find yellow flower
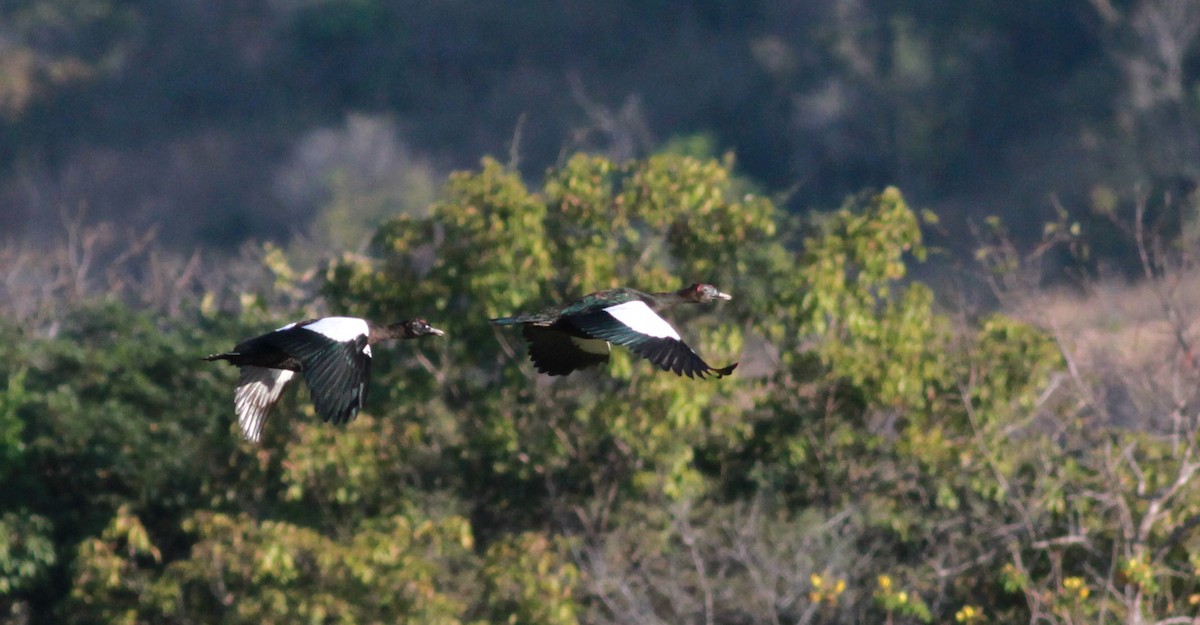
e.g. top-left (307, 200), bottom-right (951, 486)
top-left (810, 573), bottom-right (823, 588)
top-left (878, 575), bottom-right (893, 591)
top-left (1189, 593), bottom-right (1200, 606)
top-left (897, 591), bottom-right (908, 604)
top-left (834, 579), bottom-right (846, 594)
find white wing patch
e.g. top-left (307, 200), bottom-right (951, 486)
top-left (301, 317), bottom-right (369, 343)
top-left (571, 336), bottom-right (611, 355)
top-left (602, 301), bottom-right (681, 339)
top-left (234, 367), bottom-right (295, 443)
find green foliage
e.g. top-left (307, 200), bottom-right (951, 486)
top-left (3, 152), bottom-right (1124, 624)
top-left (0, 365), bottom-right (28, 481)
top-left (0, 511), bottom-right (55, 595)
top-left (70, 508), bottom-right (477, 625)
top-left (68, 505), bottom-right (161, 625)
top-left (873, 574), bottom-right (932, 623)
top-left (325, 154), bottom-right (775, 511)
top-left (318, 154), bottom-right (1077, 624)
top-left (10, 303), bottom-right (236, 520)
top-left (3, 2), bottom-right (1200, 620)
top-left (481, 533), bottom-right (579, 625)
top-left (0, 300), bottom-right (279, 620)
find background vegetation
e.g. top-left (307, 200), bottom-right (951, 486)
top-left (4, 1), bottom-right (1200, 624)
top-left (2, 0), bottom-right (1199, 251)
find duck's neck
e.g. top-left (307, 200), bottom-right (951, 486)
top-left (641, 287), bottom-right (692, 310)
top-left (652, 286), bottom-right (700, 305)
top-left (367, 322), bottom-right (403, 344)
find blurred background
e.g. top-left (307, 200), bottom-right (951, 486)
top-left (3, 0), bottom-right (1196, 258)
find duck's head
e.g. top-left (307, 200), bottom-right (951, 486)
top-left (389, 318), bottom-right (446, 339)
top-left (679, 283), bottom-right (732, 303)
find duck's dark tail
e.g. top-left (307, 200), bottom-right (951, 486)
top-left (711, 362), bottom-right (738, 378)
top-left (202, 352), bottom-right (234, 362)
top-left (489, 317), bottom-right (522, 326)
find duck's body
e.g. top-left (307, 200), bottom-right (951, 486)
top-left (205, 317), bottom-right (443, 442)
top-left (492, 283), bottom-right (737, 378)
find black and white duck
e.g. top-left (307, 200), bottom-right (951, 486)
top-left (491, 283), bottom-right (737, 379)
top-left (205, 317), bottom-right (444, 442)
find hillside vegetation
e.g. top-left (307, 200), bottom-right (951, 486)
top-left (3, 153), bottom-right (1200, 624)
top-left (5, 2), bottom-right (1200, 622)
top-left (2, 0), bottom-right (1199, 254)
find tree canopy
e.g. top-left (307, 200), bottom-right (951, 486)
top-left (3, 152), bottom-right (1199, 623)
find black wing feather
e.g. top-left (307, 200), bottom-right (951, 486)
top-left (521, 325), bottom-right (609, 376)
top-left (568, 311), bottom-right (736, 379)
top-left (272, 330), bottom-right (371, 424)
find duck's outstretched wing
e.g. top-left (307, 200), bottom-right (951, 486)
top-left (568, 301), bottom-right (737, 379)
top-left (271, 330), bottom-right (372, 425)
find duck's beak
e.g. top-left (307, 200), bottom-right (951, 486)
top-left (428, 326), bottom-right (446, 336)
top-left (716, 291), bottom-right (732, 300)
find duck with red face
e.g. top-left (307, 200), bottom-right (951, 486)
top-left (491, 283), bottom-right (737, 378)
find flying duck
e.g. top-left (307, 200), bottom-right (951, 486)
top-left (204, 317), bottom-right (444, 442)
top-left (491, 283), bottom-right (737, 378)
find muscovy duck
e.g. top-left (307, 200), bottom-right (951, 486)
top-left (491, 283), bottom-right (737, 378)
top-left (205, 317), bottom-right (444, 442)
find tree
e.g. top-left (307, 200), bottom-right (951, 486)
top-left (10, 152), bottom-right (1148, 624)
